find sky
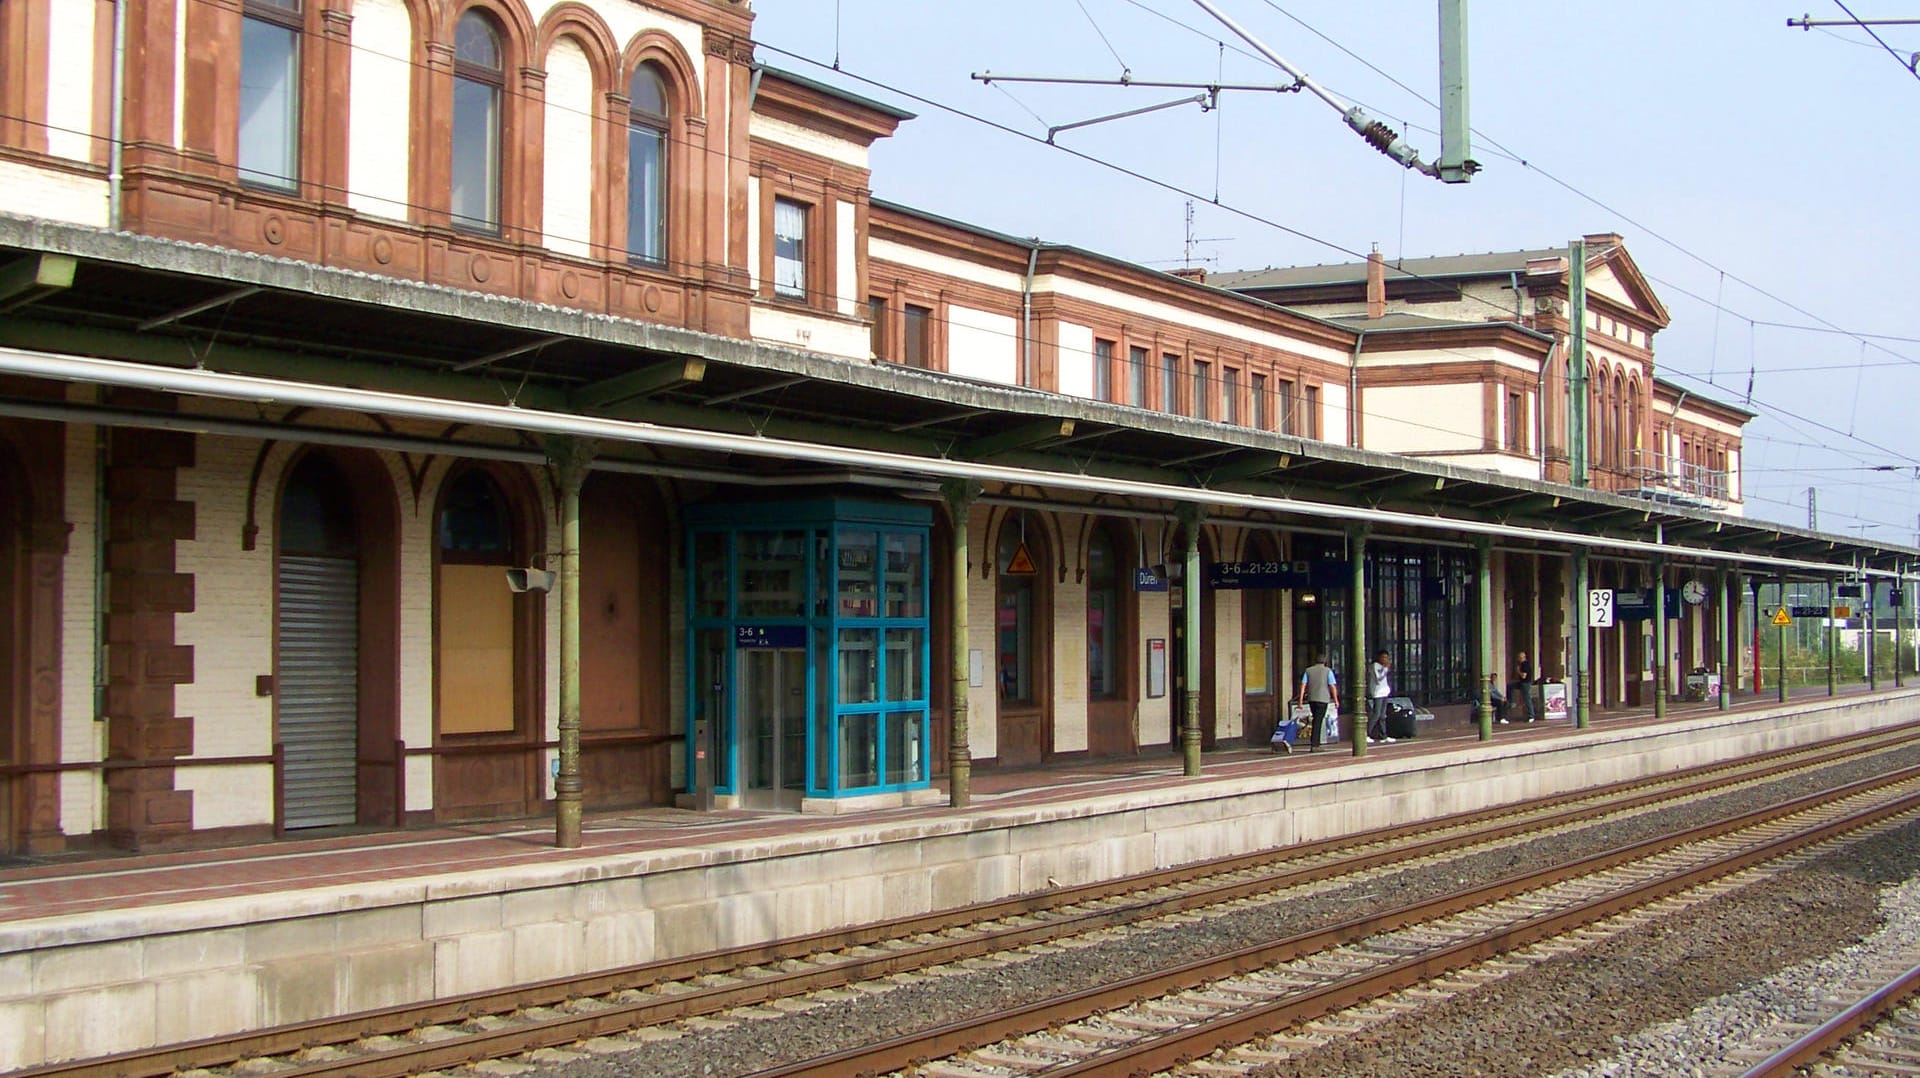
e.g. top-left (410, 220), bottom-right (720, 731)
top-left (748, 1), bottom-right (1920, 545)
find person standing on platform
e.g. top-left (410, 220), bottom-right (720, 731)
top-left (1509, 650), bottom-right (1536, 723)
top-left (1367, 649), bottom-right (1394, 743)
top-left (1297, 652), bottom-right (1338, 752)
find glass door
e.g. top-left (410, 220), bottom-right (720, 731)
top-left (740, 647), bottom-right (808, 810)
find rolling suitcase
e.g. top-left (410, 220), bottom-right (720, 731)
top-left (1386, 702), bottom-right (1418, 740)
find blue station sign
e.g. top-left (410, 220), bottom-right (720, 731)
top-left (1207, 559), bottom-right (1351, 591)
top-left (735, 625), bottom-right (807, 649)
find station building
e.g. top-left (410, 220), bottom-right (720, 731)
top-left (0, 0), bottom-right (1903, 853)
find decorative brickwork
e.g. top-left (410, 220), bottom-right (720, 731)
top-left (103, 403), bottom-right (196, 849)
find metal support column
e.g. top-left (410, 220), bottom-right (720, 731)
top-left (1349, 526), bottom-right (1369, 756)
top-left (1728, 568), bottom-right (1743, 710)
top-left (1652, 558), bottom-right (1668, 720)
top-left (1896, 564), bottom-right (1906, 689)
top-left (1475, 536), bottom-right (1494, 740)
top-left (1826, 577), bottom-right (1837, 697)
top-left (1868, 578), bottom-right (1878, 691)
top-left (942, 480), bottom-right (978, 807)
top-left (1574, 546), bottom-right (1591, 729)
top-left (547, 435), bottom-right (595, 849)
top-left (1180, 506), bottom-right (1204, 777)
top-left (1777, 575), bottom-right (1789, 704)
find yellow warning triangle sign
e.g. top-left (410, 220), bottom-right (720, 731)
top-left (1005, 541), bottom-right (1036, 575)
top-left (1771, 607), bottom-right (1792, 627)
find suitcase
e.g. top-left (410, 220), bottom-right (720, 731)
top-left (1386, 703), bottom-right (1418, 740)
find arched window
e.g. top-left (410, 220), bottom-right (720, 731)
top-left (626, 64), bottom-right (668, 265)
top-left (1611, 372), bottom-right (1625, 471)
top-left (451, 11), bottom-right (504, 232)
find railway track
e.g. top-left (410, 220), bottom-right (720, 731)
top-left (20, 725), bottom-right (1920, 1078)
top-left (766, 767), bottom-right (1920, 1076)
top-left (1729, 957), bottom-right (1920, 1076)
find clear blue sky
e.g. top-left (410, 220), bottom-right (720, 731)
top-left (750, 1), bottom-right (1920, 544)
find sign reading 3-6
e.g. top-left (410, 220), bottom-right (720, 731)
top-left (1588, 588), bottom-right (1615, 628)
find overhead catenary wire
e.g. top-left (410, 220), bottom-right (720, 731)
top-left (20, 0), bottom-right (1916, 532)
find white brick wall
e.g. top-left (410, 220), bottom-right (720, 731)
top-left (963, 508), bottom-right (997, 760)
top-left (0, 160), bottom-right (108, 228)
top-left (1137, 590), bottom-right (1172, 747)
top-left (541, 37), bottom-right (594, 259)
top-left (348, 0), bottom-right (413, 221)
top-left (175, 435), bottom-right (276, 830)
top-left (59, 416), bottom-right (102, 835)
top-left (45, 0), bottom-right (97, 163)
top-left (1051, 572), bottom-right (1088, 754)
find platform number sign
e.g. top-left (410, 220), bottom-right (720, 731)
top-left (1588, 588), bottom-right (1615, 628)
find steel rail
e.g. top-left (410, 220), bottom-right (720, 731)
top-left (19, 724), bottom-right (1920, 1078)
top-left (1738, 961), bottom-right (1920, 1076)
top-left (756, 768), bottom-right (1920, 1076)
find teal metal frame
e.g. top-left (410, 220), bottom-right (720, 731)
top-left (684, 499), bottom-right (933, 801)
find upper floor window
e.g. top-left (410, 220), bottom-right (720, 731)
top-left (903, 304), bottom-right (932, 367)
top-left (627, 65), bottom-right (668, 265)
top-left (1160, 352), bottom-right (1179, 414)
top-left (773, 197), bottom-right (808, 300)
top-left (1127, 346), bottom-right (1148, 407)
top-left (1193, 361), bottom-right (1212, 420)
top-left (1302, 384), bottom-right (1321, 439)
top-left (869, 296), bottom-right (888, 359)
top-left (1222, 367), bottom-right (1239, 425)
top-left (238, 0), bottom-right (302, 191)
top-left (451, 11), bottom-right (503, 233)
top-left (1278, 378), bottom-right (1297, 435)
top-left (1092, 339), bottom-right (1114, 402)
top-left (1251, 372), bottom-right (1268, 428)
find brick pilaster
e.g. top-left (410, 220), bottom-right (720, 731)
top-left (104, 413), bottom-right (196, 849)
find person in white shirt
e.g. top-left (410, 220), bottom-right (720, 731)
top-left (1366, 649), bottom-right (1393, 743)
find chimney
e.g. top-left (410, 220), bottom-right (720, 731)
top-left (1170, 266), bottom-right (1208, 284)
top-left (1365, 245), bottom-right (1386, 319)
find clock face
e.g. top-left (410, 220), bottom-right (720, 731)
top-left (1681, 580), bottom-right (1707, 605)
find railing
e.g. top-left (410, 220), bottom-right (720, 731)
top-left (1624, 448), bottom-right (1733, 505)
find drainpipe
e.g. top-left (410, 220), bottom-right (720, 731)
top-left (1510, 270), bottom-right (1523, 321)
top-left (1020, 242), bottom-right (1040, 388)
top-left (1536, 340), bottom-right (1556, 482)
top-left (108, 0), bottom-right (128, 228)
top-left (1348, 330), bottom-right (1364, 448)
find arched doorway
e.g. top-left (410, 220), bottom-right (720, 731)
top-left (275, 450), bottom-right (400, 829)
top-left (1085, 518), bottom-right (1136, 757)
top-left (433, 465), bottom-right (541, 819)
top-left (994, 510), bottom-right (1051, 767)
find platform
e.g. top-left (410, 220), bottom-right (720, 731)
top-left (1, 685), bottom-right (1914, 1068)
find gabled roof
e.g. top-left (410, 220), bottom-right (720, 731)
top-left (1217, 234), bottom-right (1672, 330)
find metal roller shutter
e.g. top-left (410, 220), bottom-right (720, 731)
top-left (278, 555), bottom-right (359, 829)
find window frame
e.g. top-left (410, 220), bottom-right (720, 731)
top-left (1092, 338), bottom-right (1115, 402)
top-left (902, 303), bottom-right (932, 368)
top-left (1127, 345), bottom-right (1148, 408)
top-left (237, 0), bottom-right (304, 193)
top-left (1193, 360), bottom-right (1211, 421)
top-left (625, 63), bottom-right (670, 267)
top-left (450, 10), bottom-right (506, 235)
top-left (772, 195), bottom-right (812, 302)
